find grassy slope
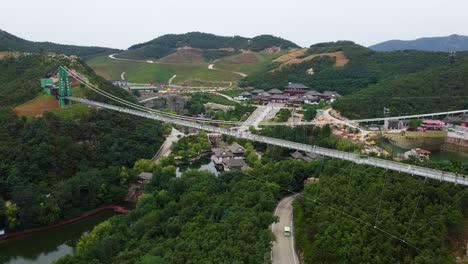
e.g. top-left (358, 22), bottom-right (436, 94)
top-left (215, 53), bottom-right (282, 75)
top-left (86, 52), bottom-right (282, 85)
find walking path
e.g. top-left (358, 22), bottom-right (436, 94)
top-left (208, 64), bottom-right (248, 77)
top-left (168, 75), bottom-right (177, 85)
top-left (120, 72), bottom-right (126, 80)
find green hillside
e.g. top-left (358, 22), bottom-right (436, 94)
top-left (0, 29), bottom-right (119, 59)
top-left (115, 32), bottom-right (299, 60)
top-left (241, 41), bottom-right (455, 95)
top-left (86, 52), bottom-right (281, 85)
top-left (0, 53), bottom-right (167, 233)
top-left (333, 59), bottom-right (468, 118)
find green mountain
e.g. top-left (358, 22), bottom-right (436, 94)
top-left (0, 29), bottom-right (120, 58)
top-left (241, 41), bottom-right (455, 94)
top-left (370, 34), bottom-right (468, 52)
top-left (115, 32), bottom-right (300, 60)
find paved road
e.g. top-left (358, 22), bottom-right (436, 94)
top-left (272, 195), bottom-right (299, 264)
top-left (152, 128), bottom-right (184, 161)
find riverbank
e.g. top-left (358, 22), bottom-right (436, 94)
top-left (0, 205), bottom-right (127, 242)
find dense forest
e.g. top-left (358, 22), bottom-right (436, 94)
top-left (0, 55), bottom-right (168, 231)
top-left (333, 61), bottom-right (468, 118)
top-left (52, 142), bottom-right (468, 263)
top-left (53, 157), bottom-right (315, 264)
top-left (0, 29), bottom-right (119, 58)
top-left (116, 32), bottom-right (299, 60)
top-left (240, 41), bottom-right (458, 95)
top-left (294, 159), bottom-right (468, 264)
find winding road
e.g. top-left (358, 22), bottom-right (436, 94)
top-left (272, 195), bottom-right (299, 264)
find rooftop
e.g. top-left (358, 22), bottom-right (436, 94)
top-left (285, 83), bottom-right (309, 89)
top-left (138, 172), bottom-right (153, 181)
top-left (224, 158), bottom-right (246, 168)
top-left (228, 143), bottom-right (245, 154)
top-left (268, 88), bottom-right (283, 94)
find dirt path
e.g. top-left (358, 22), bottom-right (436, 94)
top-left (168, 74), bottom-right (177, 85)
top-left (121, 72), bottom-right (126, 80)
top-left (208, 64), bottom-right (247, 77)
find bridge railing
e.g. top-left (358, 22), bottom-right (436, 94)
top-left (65, 96), bottom-right (468, 186)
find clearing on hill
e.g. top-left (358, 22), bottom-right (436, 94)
top-left (0, 51), bottom-right (19, 59)
top-left (159, 48), bottom-right (205, 64)
top-left (219, 52), bottom-right (259, 64)
top-left (14, 95), bottom-right (61, 116)
top-left (274, 49), bottom-right (349, 69)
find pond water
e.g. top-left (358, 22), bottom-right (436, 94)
top-left (378, 140), bottom-right (468, 162)
top-left (176, 156), bottom-right (220, 177)
top-left (0, 158), bottom-right (221, 264)
top-left (0, 211), bottom-right (115, 264)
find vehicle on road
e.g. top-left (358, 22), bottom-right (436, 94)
top-left (283, 226), bottom-right (291, 237)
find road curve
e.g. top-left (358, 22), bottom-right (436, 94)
top-left (272, 195), bottom-right (299, 264)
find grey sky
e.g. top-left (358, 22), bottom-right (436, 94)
top-left (1, 0), bottom-right (467, 49)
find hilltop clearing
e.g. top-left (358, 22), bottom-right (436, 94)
top-left (274, 49), bottom-right (349, 69)
top-left (159, 47), bottom-right (205, 64)
top-left (115, 32), bottom-right (298, 61)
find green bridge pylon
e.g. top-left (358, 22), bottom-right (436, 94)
top-left (58, 66), bottom-right (72, 107)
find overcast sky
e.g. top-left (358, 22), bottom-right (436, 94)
top-left (1, 0), bottom-right (467, 49)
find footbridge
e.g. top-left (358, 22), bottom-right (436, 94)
top-left (65, 96), bottom-right (468, 186)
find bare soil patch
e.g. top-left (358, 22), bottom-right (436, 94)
top-left (274, 48), bottom-right (308, 63)
top-left (14, 97), bottom-right (61, 116)
top-left (0, 51), bottom-right (19, 59)
top-left (274, 50), bottom-right (349, 69)
top-left (93, 67), bottom-right (112, 80)
top-left (159, 48), bottom-right (205, 64)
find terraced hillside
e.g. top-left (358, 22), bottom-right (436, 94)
top-left (86, 51), bottom-right (284, 86)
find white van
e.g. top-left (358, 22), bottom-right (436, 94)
top-left (283, 226), bottom-right (291, 237)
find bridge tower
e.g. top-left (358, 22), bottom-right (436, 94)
top-left (58, 66), bottom-right (72, 107)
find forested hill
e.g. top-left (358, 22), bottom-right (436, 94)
top-left (0, 54), bottom-right (134, 107)
top-left (240, 41), bottom-right (455, 95)
top-left (0, 54), bottom-right (167, 232)
top-left (370, 34), bottom-right (468, 52)
top-left (0, 29), bottom-right (120, 58)
top-left (115, 32), bottom-right (300, 60)
top-left (333, 57), bottom-right (468, 118)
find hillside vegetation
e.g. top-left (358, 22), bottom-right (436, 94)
top-left (87, 52), bottom-right (281, 85)
top-left (241, 41), bottom-right (455, 94)
top-left (0, 29), bottom-right (119, 59)
top-left (0, 54), bottom-right (167, 232)
top-left (115, 32), bottom-right (299, 60)
top-left (333, 59), bottom-right (468, 118)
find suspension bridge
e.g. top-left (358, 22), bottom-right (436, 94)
top-left (55, 66), bottom-right (468, 186)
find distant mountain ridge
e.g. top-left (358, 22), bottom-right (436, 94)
top-left (116, 32), bottom-right (300, 61)
top-left (0, 29), bottom-right (120, 58)
top-left (370, 34), bottom-right (468, 52)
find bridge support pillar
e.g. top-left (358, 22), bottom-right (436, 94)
top-left (58, 66), bottom-right (72, 107)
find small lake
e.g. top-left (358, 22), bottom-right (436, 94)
top-left (0, 211), bottom-right (115, 264)
top-left (378, 140), bottom-right (468, 162)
